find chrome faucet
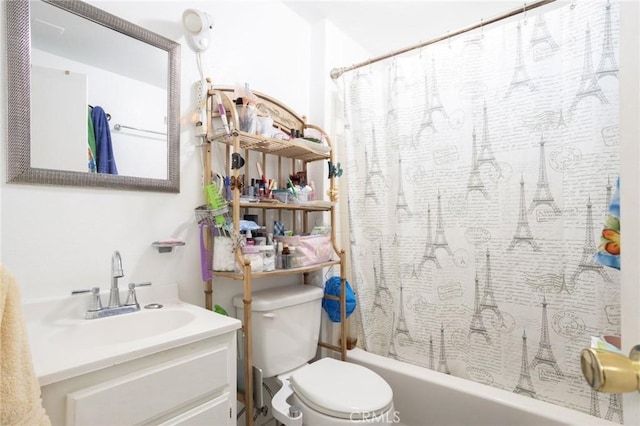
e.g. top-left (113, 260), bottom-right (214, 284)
top-left (70, 251), bottom-right (154, 319)
top-left (108, 250), bottom-right (124, 308)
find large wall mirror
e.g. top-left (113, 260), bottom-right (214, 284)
top-left (6, 0), bottom-right (181, 192)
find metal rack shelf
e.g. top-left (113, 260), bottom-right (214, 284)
top-left (213, 260), bottom-right (341, 280)
top-left (203, 87), bottom-right (347, 426)
top-left (208, 131), bottom-right (330, 162)
top-left (235, 200), bottom-right (333, 212)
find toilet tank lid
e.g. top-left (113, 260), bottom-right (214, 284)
top-left (232, 285), bottom-right (323, 312)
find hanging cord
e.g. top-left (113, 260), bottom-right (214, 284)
top-left (330, 0), bottom-right (557, 79)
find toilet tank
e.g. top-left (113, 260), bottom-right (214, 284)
top-left (233, 285), bottom-right (323, 378)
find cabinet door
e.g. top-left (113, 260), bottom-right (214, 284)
top-left (157, 393), bottom-right (234, 426)
top-left (66, 345), bottom-right (230, 425)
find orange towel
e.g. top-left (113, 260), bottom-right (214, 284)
top-left (0, 265), bottom-right (50, 426)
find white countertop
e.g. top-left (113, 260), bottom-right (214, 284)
top-left (23, 283), bottom-right (241, 386)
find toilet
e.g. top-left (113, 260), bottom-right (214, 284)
top-left (233, 285), bottom-right (395, 426)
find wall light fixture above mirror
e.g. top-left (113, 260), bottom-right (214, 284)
top-left (5, 0), bottom-right (181, 192)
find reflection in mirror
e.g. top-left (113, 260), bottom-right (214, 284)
top-left (6, 0), bottom-right (181, 192)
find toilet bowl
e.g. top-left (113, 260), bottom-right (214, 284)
top-left (272, 358), bottom-right (395, 426)
top-left (233, 285), bottom-right (395, 426)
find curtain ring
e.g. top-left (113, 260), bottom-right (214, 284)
top-left (523, 2), bottom-right (528, 25)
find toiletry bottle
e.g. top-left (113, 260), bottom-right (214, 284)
top-left (276, 242), bottom-right (283, 269)
top-left (249, 178), bottom-right (255, 197)
top-left (245, 229), bottom-right (255, 245)
top-left (282, 243), bottom-right (291, 269)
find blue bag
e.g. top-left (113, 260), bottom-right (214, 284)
top-left (322, 276), bottom-right (356, 322)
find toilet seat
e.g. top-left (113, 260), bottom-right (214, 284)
top-left (290, 358), bottom-right (393, 420)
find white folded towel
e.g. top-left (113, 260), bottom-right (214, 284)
top-left (0, 265), bottom-right (51, 426)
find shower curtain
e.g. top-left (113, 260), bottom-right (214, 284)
top-left (341, 0), bottom-right (621, 420)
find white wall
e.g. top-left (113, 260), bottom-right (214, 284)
top-left (32, 48), bottom-right (168, 178)
top-left (0, 0), bottom-right (312, 310)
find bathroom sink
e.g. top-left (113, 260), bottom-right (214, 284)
top-left (47, 307), bottom-right (196, 347)
top-left (24, 282), bottom-right (241, 386)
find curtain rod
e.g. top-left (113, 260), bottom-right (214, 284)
top-left (330, 0), bottom-right (557, 80)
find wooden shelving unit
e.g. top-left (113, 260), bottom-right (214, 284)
top-left (202, 86), bottom-right (348, 426)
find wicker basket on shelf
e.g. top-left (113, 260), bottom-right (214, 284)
top-left (194, 204), bottom-right (229, 225)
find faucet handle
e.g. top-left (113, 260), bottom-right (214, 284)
top-left (124, 282), bottom-right (151, 308)
top-left (130, 281), bottom-right (152, 288)
top-left (72, 287), bottom-right (103, 312)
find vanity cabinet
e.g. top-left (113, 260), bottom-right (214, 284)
top-left (203, 87), bottom-right (349, 426)
top-left (41, 332), bottom-right (237, 426)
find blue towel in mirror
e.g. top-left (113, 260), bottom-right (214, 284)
top-left (91, 106), bottom-right (118, 175)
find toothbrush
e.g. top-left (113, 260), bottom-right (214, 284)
top-left (215, 93), bottom-right (230, 135)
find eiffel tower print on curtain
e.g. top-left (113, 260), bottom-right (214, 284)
top-left (363, 148), bottom-right (378, 204)
top-left (570, 25), bottom-right (609, 114)
top-left (529, 12), bottom-right (559, 60)
top-left (368, 129), bottom-right (384, 179)
top-left (476, 101), bottom-right (501, 176)
top-left (433, 190), bottom-right (452, 255)
top-left (364, 129), bottom-right (384, 204)
top-left (438, 323), bottom-right (451, 375)
top-left (605, 176), bottom-right (614, 216)
top-left (421, 205), bottom-right (442, 269)
top-left (372, 245), bottom-right (393, 317)
top-left (416, 72), bottom-right (434, 139)
top-left (513, 330), bottom-right (536, 398)
top-left (509, 175), bottom-right (541, 252)
top-left (395, 158), bottom-right (411, 219)
top-left (596, 0), bottom-right (618, 80)
top-left (388, 312), bottom-right (400, 360)
top-left (590, 388), bottom-right (601, 418)
top-left (530, 296), bottom-right (563, 377)
top-left (529, 136), bottom-right (561, 215)
top-left (570, 197), bottom-right (612, 284)
top-left (480, 249), bottom-right (505, 326)
top-left (605, 393), bottom-right (623, 423)
top-left (426, 58), bottom-right (448, 123)
top-left (467, 129), bottom-right (489, 199)
top-left (428, 334), bottom-right (435, 370)
top-left (469, 273), bottom-right (491, 343)
top-left (393, 284), bottom-right (413, 347)
top-left (386, 60), bottom-right (404, 124)
top-left (505, 23), bottom-right (537, 98)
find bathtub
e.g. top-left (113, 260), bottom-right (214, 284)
top-left (347, 348), bottom-right (617, 426)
